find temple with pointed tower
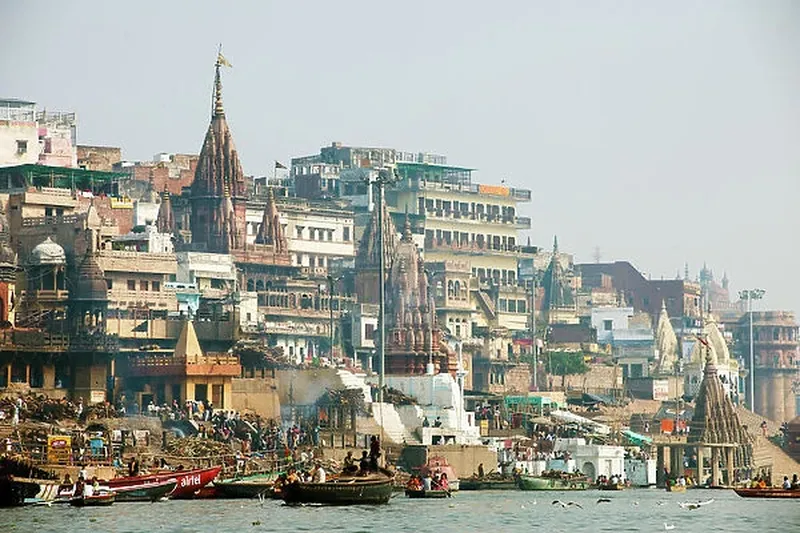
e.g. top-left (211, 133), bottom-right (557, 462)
top-left (189, 57), bottom-right (248, 254)
top-left (541, 236), bottom-right (578, 324)
top-left (354, 208), bottom-right (456, 376)
top-left (126, 320), bottom-right (241, 409)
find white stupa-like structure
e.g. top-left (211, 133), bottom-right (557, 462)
top-left (685, 312), bottom-right (740, 401)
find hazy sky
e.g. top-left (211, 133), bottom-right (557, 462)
top-left (3, 2), bottom-right (799, 312)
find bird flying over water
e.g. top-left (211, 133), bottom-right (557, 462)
top-left (552, 500), bottom-right (582, 509)
top-left (679, 499), bottom-right (714, 510)
top-left (596, 498), bottom-right (612, 504)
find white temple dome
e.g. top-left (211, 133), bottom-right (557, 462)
top-left (30, 237), bottom-right (66, 266)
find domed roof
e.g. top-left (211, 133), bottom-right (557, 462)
top-left (73, 251), bottom-right (108, 301)
top-left (30, 237), bottom-right (66, 266)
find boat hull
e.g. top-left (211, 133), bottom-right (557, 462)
top-left (105, 466), bottom-right (221, 499)
top-left (517, 475), bottom-right (590, 491)
top-left (405, 489), bottom-right (450, 499)
top-left (214, 476), bottom-right (275, 499)
top-left (459, 479), bottom-right (517, 491)
top-left (734, 488), bottom-right (800, 499)
top-left (0, 477), bottom-right (61, 507)
top-left (114, 480), bottom-right (177, 502)
top-left (70, 493), bottom-right (115, 507)
top-left (282, 473), bottom-right (394, 505)
top-left (666, 484), bottom-right (687, 493)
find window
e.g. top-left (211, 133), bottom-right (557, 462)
top-left (127, 280), bottom-right (136, 291)
top-left (16, 140), bottom-right (27, 155)
top-left (106, 279), bottom-right (113, 290)
top-left (343, 227), bottom-right (350, 241)
top-left (518, 299), bottom-right (526, 314)
top-left (151, 281), bottom-right (160, 292)
top-left (508, 299), bottom-right (517, 313)
top-left (498, 299), bottom-right (507, 312)
top-left (140, 280), bottom-right (149, 291)
top-left (296, 227), bottom-right (304, 239)
top-left (364, 323), bottom-right (375, 340)
top-left (604, 319), bottom-right (613, 331)
top-left (45, 207), bottom-right (53, 217)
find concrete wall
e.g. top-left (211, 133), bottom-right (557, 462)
top-left (398, 444), bottom-right (497, 480)
top-left (0, 121), bottom-right (39, 166)
top-left (231, 377), bottom-right (280, 418)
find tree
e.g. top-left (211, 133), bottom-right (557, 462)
top-left (545, 350), bottom-right (589, 389)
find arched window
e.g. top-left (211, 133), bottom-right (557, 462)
top-left (256, 280), bottom-right (265, 291)
top-left (454, 280), bottom-right (461, 299)
top-left (447, 280), bottom-right (454, 298)
top-left (246, 279), bottom-right (255, 292)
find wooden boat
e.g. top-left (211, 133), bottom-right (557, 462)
top-left (516, 474), bottom-right (590, 491)
top-left (105, 466), bottom-right (221, 499)
top-left (214, 473), bottom-right (276, 499)
top-left (69, 492), bottom-right (116, 506)
top-left (420, 456), bottom-right (460, 492)
top-left (281, 469), bottom-right (395, 505)
top-left (666, 483), bottom-right (687, 493)
top-left (734, 488), bottom-right (800, 499)
top-left (1, 476), bottom-right (61, 507)
top-left (459, 478), bottom-right (517, 491)
top-left (405, 488), bottom-right (450, 499)
top-left (114, 479), bottom-right (177, 502)
top-left (597, 482), bottom-right (625, 491)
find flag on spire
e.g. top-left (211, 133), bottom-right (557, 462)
top-left (275, 161), bottom-right (287, 170)
top-left (217, 52), bottom-right (232, 68)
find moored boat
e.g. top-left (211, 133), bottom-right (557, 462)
top-left (516, 474), bottom-right (590, 491)
top-left (105, 466), bottom-right (221, 499)
top-left (281, 469), bottom-right (395, 505)
top-left (214, 473), bottom-right (276, 499)
top-left (666, 483), bottom-right (687, 493)
top-left (405, 488), bottom-right (450, 499)
top-left (114, 479), bottom-right (177, 502)
top-left (69, 492), bottom-right (116, 506)
top-left (597, 482), bottom-right (625, 491)
top-left (734, 488), bottom-right (800, 499)
top-left (459, 477), bottom-right (517, 491)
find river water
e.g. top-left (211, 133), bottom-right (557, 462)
top-left (1, 489), bottom-right (797, 533)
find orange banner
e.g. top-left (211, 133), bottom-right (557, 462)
top-left (478, 184), bottom-right (509, 196)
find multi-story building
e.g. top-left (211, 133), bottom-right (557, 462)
top-left (0, 99), bottom-right (78, 168)
top-left (735, 311), bottom-right (799, 423)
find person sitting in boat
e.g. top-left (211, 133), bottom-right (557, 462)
top-left (678, 476), bottom-right (686, 487)
top-left (286, 467), bottom-right (300, 485)
top-left (792, 474), bottom-right (799, 489)
top-left (343, 451), bottom-right (357, 474)
top-left (422, 473), bottom-right (433, 491)
top-left (359, 451), bottom-right (371, 475)
top-left (312, 463), bottom-right (326, 484)
top-left (438, 472), bottom-right (449, 491)
top-left (477, 463), bottom-right (485, 478)
top-left (782, 476), bottom-right (792, 489)
top-left (406, 475), bottom-right (423, 491)
top-left (758, 478), bottom-right (767, 489)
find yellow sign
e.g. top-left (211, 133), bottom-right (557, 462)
top-left (478, 184), bottom-right (509, 197)
top-left (47, 435), bottom-right (72, 464)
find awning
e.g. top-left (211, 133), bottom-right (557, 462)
top-left (623, 429), bottom-right (653, 446)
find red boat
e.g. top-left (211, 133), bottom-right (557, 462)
top-left (734, 488), bottom-right (800, 499)
top-left (105, 466), bottom-right (221, 499)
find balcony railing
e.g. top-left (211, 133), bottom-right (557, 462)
top-left (127, 353), bottom-right (241, 377)
top-left (425, 239), bottom-right (521, 255)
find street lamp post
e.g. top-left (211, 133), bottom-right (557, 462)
top-left (738, 288), bottom-right (765, 411)
top-left (370, 167), bottom-right (399, 403)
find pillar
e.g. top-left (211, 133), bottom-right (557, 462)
top-left (785, 370), bottom-right (798, 421)
top-left (711, 448), bottom-right (720, 488)
top-left (756, 371), bottom-right (769, 418)
top-left (725, 447), bottom-right (735, 486)
top-left (696, 447), bottom-right (704, 485)
top-left (657, 446), bottom-right (667, 486)
top-left (767, 373), bottom-right (785, 423)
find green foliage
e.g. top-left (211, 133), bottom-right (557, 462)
top-left (545, 350), bottom-right (589, 376)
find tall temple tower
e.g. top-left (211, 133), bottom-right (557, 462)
top-left (189, 56), bottom-right (248, 253)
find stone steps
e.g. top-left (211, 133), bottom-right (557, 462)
top-left (751, 435), bottom-right (800, 484)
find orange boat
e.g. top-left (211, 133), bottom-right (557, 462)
top-left (734, 488), bottom-right (800, 499)
top-left (105, 466), bottom-right (221, 499)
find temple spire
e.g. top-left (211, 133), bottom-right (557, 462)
top-left (213, 63), bottom-right (224, 118)
top-left (155, 185), bottom-right (175, 234)
top-left (402, 212), bottom-right (412, 242)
